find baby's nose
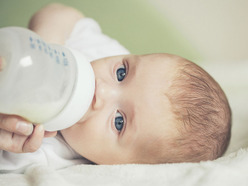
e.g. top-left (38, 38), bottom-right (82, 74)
top-left (92, 78), bottom-right (118, 110)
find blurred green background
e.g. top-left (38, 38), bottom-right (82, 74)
top-left (0, 0), bottom-right (202, 63)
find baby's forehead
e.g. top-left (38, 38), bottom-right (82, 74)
top-left (131, 54), bottom-right (180, 88)
top-left (135, 54), bottom-right (181, 75)
top-left (116, 54), bottom-right (182, 163)
top-left (129, 108), bottom-right (179, 163)
top-left (138, 53), bottom-right (182, 63)
top-left (126, 57), bottom-right (179, 141)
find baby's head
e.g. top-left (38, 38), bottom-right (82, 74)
top-left (61, 53), bottom-right (231, 164)
top-left (158, 54), bottom-right (232, 163)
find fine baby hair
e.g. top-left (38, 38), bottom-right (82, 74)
top-left (163, 57), bottom-right (231, 163)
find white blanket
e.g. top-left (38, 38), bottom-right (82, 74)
top-left (0, 62), bottom-right (247, 186)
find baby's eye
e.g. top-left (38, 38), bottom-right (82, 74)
top-left (116, 65), bottom-right (126, 82)
top-left (115, 111), bottom-right (124, 132)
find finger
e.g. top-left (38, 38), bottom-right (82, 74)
top-left (0, 129), bottom-right (28, 153)
top-left (23, 124), bottom-right (44, 153)
top-left (0, 129), bottom-right (14, 151)
top-left (44, 131), bottom-right (57, 138)
top-left (11, 133), bottom-right (30, 153)
top-left (0, 115), bottom-right (33, 136)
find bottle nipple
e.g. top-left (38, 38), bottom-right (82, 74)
top-left (0, 56), bottom-right (6, 71)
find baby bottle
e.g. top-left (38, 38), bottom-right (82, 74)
top-left (0, 27), bottom-right (95, 131)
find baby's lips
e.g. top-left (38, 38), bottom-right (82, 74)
top-left (0, 56), bottom-right (6, 71)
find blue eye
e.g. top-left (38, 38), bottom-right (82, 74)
top-left (115, 111), bottom-right (124, 132)
top-left (116, 65), bottom-right (126, 81)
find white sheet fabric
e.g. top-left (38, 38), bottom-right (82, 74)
top-left (0, 147), bottom-right (248, 186)
top-left (0, 134), bottom-right (89, 174)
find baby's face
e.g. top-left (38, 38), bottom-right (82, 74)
top-left (61, 54), bottom-right (179, 164)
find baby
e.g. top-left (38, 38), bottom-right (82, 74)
top-left (0, 3), bottom-right (231, 170)
top-left (60, 53), bottom-right (231, 164)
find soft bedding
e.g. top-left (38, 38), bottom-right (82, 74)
top-left (0, 62), bottom-right (247, 186)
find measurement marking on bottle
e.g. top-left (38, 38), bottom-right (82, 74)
top-left (56, 56), bottom-right (60, 64)
top-left (27, 36), bottom-right (69, 65)
top-left (63, 58), bottom-right (68, 66)
top-left (30, 43), bottom-right (35, 49)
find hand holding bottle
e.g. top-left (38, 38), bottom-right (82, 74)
top-left (0, 56), bottom-right (56, 153)
top-left (0, 113), bottom-right (57, 153)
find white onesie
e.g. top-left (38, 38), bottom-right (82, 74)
top-left (0, 18), bottom-right (129, 174)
